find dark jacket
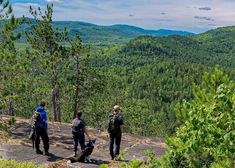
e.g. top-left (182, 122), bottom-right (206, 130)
top-left (72, 118), bottom-right (86, 134)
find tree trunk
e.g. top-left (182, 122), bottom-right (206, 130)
top-left (9, 100), bottom-right (14, 116)
top-left (73, 84), bottom-right (79, 119)
top-left (56, 87), bottom-right (61, 122)
top-left (51, 68), bottom-right (58, 121)
top-left (51, 55), bottom-right (61, 122)
top-left (52, 87), bottom-right (58, 121)
top-left (73, 58), bottom-right (80, 119)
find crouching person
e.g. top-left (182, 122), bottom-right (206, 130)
top-left (72, 111), bottom-right (91, 157)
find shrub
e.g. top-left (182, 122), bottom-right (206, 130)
top-left (0, 160), bottom-right (42, 168)
top-left (166, 67), bottom-right (235, 167)
top-left (122, 68), bottom-right (235, 168)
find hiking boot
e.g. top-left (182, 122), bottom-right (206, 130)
top-left (44, 151), bottom-right (51, 156)
top-left (74, 152), bottom-right (77, 158)
top-left (86, 156), bottom-right (92, 163)
top-left (36, 150), bottom-right (43, 155)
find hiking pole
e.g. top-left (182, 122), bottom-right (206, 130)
top-left (32, 128), bottom-right (36, 149)
top-left (29, 127), bottom-right (35, 149)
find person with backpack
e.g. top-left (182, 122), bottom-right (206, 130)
top-left (72, 111), bottom-right (91, 157)
top-left (33, 101), bottom-right (50, 155)
top-left (108, 105), bottom-right (124, 160)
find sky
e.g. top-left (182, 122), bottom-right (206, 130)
top-left (10, 0), bottom-right (235, 33)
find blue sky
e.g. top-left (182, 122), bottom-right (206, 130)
top-left (11, 0), bottom-right (235, 33)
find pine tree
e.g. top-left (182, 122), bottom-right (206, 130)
top-left (0, 0), bottom-right (23, 116)
top-left (26, 5), bottom-right (68, 121)
top-left (69, 34), bottom-right (85, 118)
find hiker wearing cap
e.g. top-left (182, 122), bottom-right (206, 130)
top-left (34, 101), bottom-right (50, 155)
top-left (72, 111), bottom-right (91, 157)
top-left (108, 105), bottom-right (124, 160)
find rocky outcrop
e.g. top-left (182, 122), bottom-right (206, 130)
top-left (0, 116), bottom-right (166, 167)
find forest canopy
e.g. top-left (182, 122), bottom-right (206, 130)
top-left (1, 2), bottom-right (235, 137)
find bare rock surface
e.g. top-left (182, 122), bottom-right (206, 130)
top-left (0, 116), bottom-right (166, 167)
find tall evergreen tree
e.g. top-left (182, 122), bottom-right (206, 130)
top-left (26, 5), bottom-right (67, 121)
top-left (69, 34), bottom-right (85, 118)
top-left (0, 0), bottom-right (22, 116)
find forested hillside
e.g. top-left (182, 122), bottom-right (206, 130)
top-left (84, 26), bottom-right (235, 135)
top-left (1, 1), bottom-right (235, 167)
top-left (13, 17), bottom-right (193, 46)
top-left (1, 2), bottom-right (235, 137)
top-left (117, 68), bottom-right (235, 168)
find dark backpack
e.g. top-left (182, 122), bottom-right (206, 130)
top-left (108, 114), bottom-right (119, 134)
top-left (72, 119), bottom-right (85, 134)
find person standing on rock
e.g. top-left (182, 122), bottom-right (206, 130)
top-left (35, 101), bottom-right (50, 155)
top-left (108, 105), bottom-right (124, 160)
top-left (72, 111), bottom-right (91, 157)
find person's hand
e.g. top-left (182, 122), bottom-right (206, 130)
top-left (88, 136), bottom-right (92, 141)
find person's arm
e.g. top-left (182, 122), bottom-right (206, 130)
top-left (119, 115), bottom-right (124, 133)
top-left (46, 112), bottom-right (48, 130)
top-left (43, 111), bottom-right (48, 131)
top-left (71, 119), bottom-right (75, 129)
top-left (84, 126), bottom-right (91, 140)
top-left (120, 125), bottom-right (124, 133)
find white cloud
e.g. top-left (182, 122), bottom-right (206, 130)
top-left (11, 0), bottom-right (235, 33)
top-left (46, 0), bottom-right (60, 2)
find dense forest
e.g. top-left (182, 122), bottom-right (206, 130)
top-left (85, 26), bottom-right (235, 136)
top-left (14, 18), bottom-right (193, 47)
top-left (1, 1), bottom-right (235, 136)
top-left (1, 1), bottom-right (234, 167)
top-left (117, 68), bottom-right (234, 168)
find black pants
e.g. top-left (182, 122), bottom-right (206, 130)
top-left (109, 132), bottom-right (122, 159)
top-left (35, 129), bottom-right (49, 152)
top-left (73, 132), bottom-right (85, 153)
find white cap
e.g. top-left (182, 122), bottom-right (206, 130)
top-left (113, 105), bottom-right (120, 110)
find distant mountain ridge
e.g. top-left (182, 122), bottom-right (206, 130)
top-left (107, 24), bottom-right (193, 36)
top-left (116, 25), bottom-right (235, 67)
top-left (16, 18), bottom-right (194, 46)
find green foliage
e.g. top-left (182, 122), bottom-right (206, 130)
top-left (210, 159), bottom-right (233, 168)
top-left (0, 160), bottom-right (42, 168)
top-left (8, 117), bottom-right (15, 125)
top-left (122, 68), bottom-right (235, 167)
top-left (120, 150), bottom-right (171, 168)
top-left (0, 117), bottom-right (10, 142)
top-left (120, 160), bottom-right (143, 168)
top-left (166, 68), bottom-right (235, 167)
top-left (83, 26), bottom-right (235, 136)
top-left (14, 19), bottom-right (193, 47)
top-left (115, 150), bottom-right (128, 161)
top-left (0, 0), bottom-right (24, 116)
top-left (2, 1), bottom-right (235, 139)
top-left (0, 120), bottom-right (8, 132)
top-left (99, 164), bottom-right (109, 168)
top-left (26, 4), bottom-right (71, 121)
top-left (195, 26), bottom-right (235, 54)
top-left (85, 56), bottom-right (210, 135)
top-left (0, 0), bottom-right (23, 50)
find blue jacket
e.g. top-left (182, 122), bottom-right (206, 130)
top-left (36, 106), bottom-right (48, 130)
